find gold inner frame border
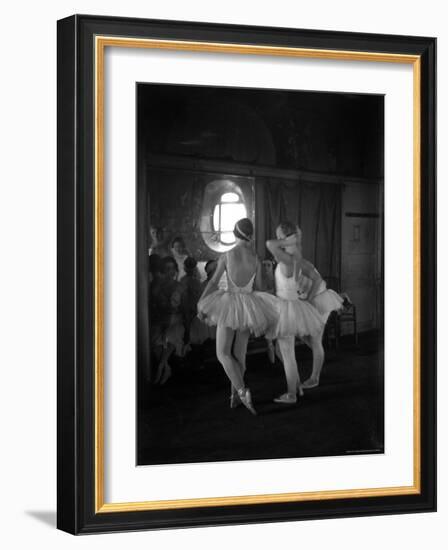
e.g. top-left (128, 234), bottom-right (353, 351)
top-left (94, 36), bottom-right (421, 514)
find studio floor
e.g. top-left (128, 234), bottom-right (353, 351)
top-left (137, 332), bottom-right (384, 465)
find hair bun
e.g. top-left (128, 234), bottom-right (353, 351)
top-left (278, 220), bottom-right (301, 238)
top-left (234, 218), bottom-right (253, 241)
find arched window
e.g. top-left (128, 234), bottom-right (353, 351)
top-left (212, 192), bottom-right (247, 245)
top-left (200, 180), bottom-right (250, 253)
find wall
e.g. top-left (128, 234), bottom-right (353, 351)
top-left (147, 168), bottom-right (255, 260)
top-left (139, 83), bottom-right (383, 178)
top-left (0, 2), bottom-right (445, 550)
top-left (341, 183), bottom-right (382, 332)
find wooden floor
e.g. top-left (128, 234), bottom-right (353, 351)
top-left (137, 332), bottom-right (384, 465)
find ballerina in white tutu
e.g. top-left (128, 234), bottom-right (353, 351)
top-left (267, 222), bottom-right (343, 399)
top-left (295, 252), bottom-right (344, 389)
top-left (197, 218), bottom-right (278, 415)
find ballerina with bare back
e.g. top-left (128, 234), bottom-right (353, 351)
top-left (197, 218), bottom-right (277, 415)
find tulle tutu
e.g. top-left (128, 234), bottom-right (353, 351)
top-left (311, 289), bottom-right (344, 321)
top-left (198, 290), bottom-right (278, 337)
top-left (296, 272), bottom-right (344, 320)
top-left (266, 297), bottom-right (325, 339)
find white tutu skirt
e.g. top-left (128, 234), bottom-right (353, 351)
top-left (267, 298), bottom-right (325, 339)
top-left (311, 289), bottom-right (344, 321)
top-left (198, 290), bottom-right (278, 337)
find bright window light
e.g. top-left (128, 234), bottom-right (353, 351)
top-left (213, 195), bottom-right (247, 245)
top-left (221, 192), bottom-right (239, 203)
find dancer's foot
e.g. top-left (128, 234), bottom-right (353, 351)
top-left (230, 386), bottom-right (242, 409)
top-left (302, 377), bottom-right (319, 389)
top-left (273, 392), bottom-right (297, 405)
top-left (267, 341), bottom-right (275, 364)
top-left (238, 388), bottom-right (257, 415)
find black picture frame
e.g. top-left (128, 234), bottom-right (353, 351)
top-left (57, 14), bottom-right (436, 534)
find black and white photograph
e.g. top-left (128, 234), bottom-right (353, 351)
top-left (136, 83), bottom-right (384, 466)
top-left (1, 0), bottom-right (441, 542)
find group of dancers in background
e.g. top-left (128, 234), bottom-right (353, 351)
top-left (148, 219), bottom-right (343, 413)
top-left (148, 243), bottom-right (218, 385)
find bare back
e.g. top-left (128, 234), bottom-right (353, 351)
top-left (226, 246), bottom-right (257, 287)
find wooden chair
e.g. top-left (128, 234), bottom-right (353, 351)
top-left (338, 295), bottom-right (358, 347)
top-left (322, 276), bottom-right (358, 349)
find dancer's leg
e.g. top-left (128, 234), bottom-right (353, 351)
top-left (217, 326), bottom-right (256, 414)
top-left (155, 342), bottom-right (174, 384)
top-left (302, 327), bottom-right (325, 388)
top-left (277, 336), bottom-right (301, 397)
top-left (266, 338), bottom-right (276, 364)
top-left (233, 329), bottom-right (250, 379)
top-left (216, 325), bottom-right (245, 391)
top-left (275, 340), bottom-right (284, 363)
top-left (230, 330), bottom-right (250, 407)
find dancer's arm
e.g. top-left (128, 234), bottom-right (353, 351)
top-left (266, 235), bottom-right (297, 266)
top-left (197, 255), bottom-right (226, 310)
top-left (299, 260), bottom-right (323, 302)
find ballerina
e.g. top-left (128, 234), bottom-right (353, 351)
top-left (197, 218), bottom-right (278, 415)
top-left (267, 222), bottom-right (343, 396)
top-left (295, 252), bottom-right (344, 390)
top-left (266, 223), bottom-right (326, 403)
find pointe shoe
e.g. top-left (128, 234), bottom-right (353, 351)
top-left (273, 392), bottom-right (297, 404)
top-left (230, 386), bottom-right (242, 409)
top-left (302, 378), bottom-right (319, 389)
top-left (296, 381), bottom-right (304, 397)
top-left (238, 388), bottom-right (257, 415)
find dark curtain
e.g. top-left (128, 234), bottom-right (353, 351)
top-left (255, 176), bottom-right (286, 258)
top-left (255, 177), bottom-right (341, 283)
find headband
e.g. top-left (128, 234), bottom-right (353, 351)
top-left (234, 223), bottom-right (251, 241)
